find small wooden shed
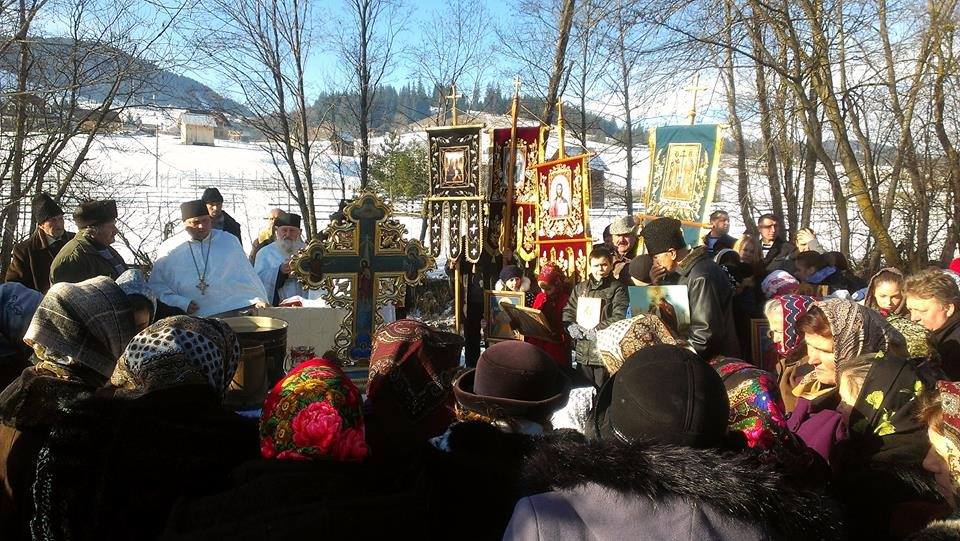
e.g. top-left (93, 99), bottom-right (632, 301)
top-left (179, 112), bottom-right (216, 146)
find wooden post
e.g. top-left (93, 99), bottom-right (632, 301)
top-left (556, 100), bottom-right (566, 159)
top-left (684, 73), bottom-right (709, 125)
top-left (501, 77), bottom-right (522, 263)
top-left (454, 261), bottom-right (462, 333)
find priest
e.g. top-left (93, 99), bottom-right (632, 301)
top-left (254, 211), bottom-right (309, 305)
top-left (150, 200), bottom-right (269, 317)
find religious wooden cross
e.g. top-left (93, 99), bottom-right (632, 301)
top-left (445, 84), bottom-right (463, 126)
top-left (684, 73), bottom-right (710, 125)
top-left (290, 191), bottom-right (435, 363)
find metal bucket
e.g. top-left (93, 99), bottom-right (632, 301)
top-left (224, 345), bottom-right (267, 410)
top-left (221, 316), bottom-right (289, 387)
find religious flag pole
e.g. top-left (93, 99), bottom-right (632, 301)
top-left (556, 100), bottom-right (566, 159)
top-left (684, 73), bottom-right (709, 125)
top-left (501, 77), bottom-right (522, 264)
top-left (445, 83), bottom-right (464, 334)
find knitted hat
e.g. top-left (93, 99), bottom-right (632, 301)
top-left (762, 270), bottom-right (800, 298)
top-left (32, 193), bottom-right (63, 225)
top-left (453, 341), bottom-right (569, 421)
top-left (180, 200), bottom-right (208, 221)
top-left (591, 344), bottom-right (729, 448)
top-left (275, 212), bottom-right (301, 229)
top-left (201, 187), bottom-right (224, 203)
top-left (260, 358), bottom-right (368, 461)
top-left (73, 200), bottom-right (117, 228)
top-left (639, 217), bottom-right (685, 255)
top-left (499, 265), bottom-right (523, 283)
top-left (609, 215), bottom-right (638, 236)
top-left (628, 255), bottom-right (653, 283)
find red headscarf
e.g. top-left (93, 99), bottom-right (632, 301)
top-left (537, 262), bottom-right (567, 293)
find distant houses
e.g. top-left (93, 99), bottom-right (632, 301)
top-left (179, 112), bottom-right (217, 145)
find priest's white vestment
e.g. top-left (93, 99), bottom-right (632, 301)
top-left (254, 240), bottom-right (313, 305)
top-left (150, 229), bottom-right (268, 317)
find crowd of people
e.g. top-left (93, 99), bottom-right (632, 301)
top-left (2, 192), bottom-right (960, 539)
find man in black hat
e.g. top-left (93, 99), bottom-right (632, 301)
top-left (49, 199), bottom-right (127, 285)
top-left (149, 199), bottom-right (267, 317)
top-left (640, 216), bottom-right (740, 359)
top-left (201, 187), bottom-right (242, 243)
top-left (6, 193), bottom-right (76, 293)
top-left (253, 211), bottom-right (310, 305)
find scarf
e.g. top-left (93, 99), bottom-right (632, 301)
top-left (816, 298), bottom-right (907, 373)
top-left (23, 276), bottom-right (136, 379)
top-left (116, 269), bottom-right (157, 320)
top-left (596, 314), bottom-right (680, 375)
top-left (777, 295), bottom-right (815, 356)
top-left (710, 357), bottom-right (797, 452)
top-left (260, 359), bottom-right (368, 461)
top-left (110, 316), bottom-right (240, 397)
top-left (367, 319), bottom-right (464, 441)
top-left (864, 267), bottom-right (907, 317)
top-left (936, 381), bottom-right (960, 487)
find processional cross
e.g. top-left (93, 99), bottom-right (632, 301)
top-left (445, 84), bottom-right (464, 126)
top-left (684, 73), bottom-right (710, 125)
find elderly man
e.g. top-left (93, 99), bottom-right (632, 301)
top-left (202, 187), bottom-right (242, 243)
top-left (6, 193), bottom-right (76, 292)
top-left (150, 199), bottom-right (268, 317)
top-left (640, 216), bottom-right (740, 359)
top-left (250, 207), bottom-right (284, 264)
top-left (608, 215), bottom-right (638, 284)
top-left (50, 200), bottom-right (127, 284)
top-left (701, 210), bottom-right (736, 254)
top-left (906, 268), bottom-right (960, 379)
top-left (254, 212), bottom-right (310, 305)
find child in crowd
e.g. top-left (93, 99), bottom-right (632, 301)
top-left (562, 245), bottom-right (629, 387)
top-left (495, 264), bottom-right (537, 306)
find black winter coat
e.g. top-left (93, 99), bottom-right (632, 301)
top-left (219, 211), bottom-right (242, 244)
top-left (929, 312), bottom-right (960, 380)
top-left (669, 246), bottom-right (741, 359)
top-left (761, 237), bottom-right (798, 273)
top-left (562, 274), bottom-right (629, 366)
top-left (5, 229), bottom-right (75, 293)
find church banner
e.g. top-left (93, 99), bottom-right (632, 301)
top-left (644, 124), bottom-right (723, 225)
top-left (426, 124), bottom-right (485, 264)
top-left (531, 153), bottom-right (593, 280)
top-left (486, 126), bottom-right (544, 262)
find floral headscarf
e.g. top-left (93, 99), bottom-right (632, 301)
top-left (596, 314), bottom-right (679, 374)
top-left (710, 357), bottom-right (796, 452)
top-left (816, 298), bottom-right (907, 370)
top-left (934, 381), bottom-right (960, 484)
top-left (841, 354), bottom-right (927, 464)
top-left (537, 262), bottom-right (568, 293)
top-left (109, 316), bottom-right (240, 397)
top-left (260, 359), bottom-right (368, 461)
top-left (775, 295), bottom-right (815, 356)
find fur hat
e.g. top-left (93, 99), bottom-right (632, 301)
top-left (180, 200), bottom-right (208, 221)
top-left (201, 187), bottom-right (224, 203)
top-left (32, 193), bottom-right (63, 225)
top-left (609, 215), bottom-right (638, 236)
top-left (639, 217), bottom-right (686, 255)
top-left (453, 341), bottom-right (569, 421)
top-left (591, 344), bottom-right (729, 448)
top-left (274, 212), bottom-right (301, 229)
top-left (73, 200), bottom-right (117, 228)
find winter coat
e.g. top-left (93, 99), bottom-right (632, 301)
top-left (786, 391), bottom-right (846, 466)
top-left (30, 385), bottom-right (259, 541)
top-left (527, 289), bottom-right (571, 366)
top-left (503, 436), bottom-right (844, 541)
top-left (4, 228), bottom-right (75, 293)
top-left (669, 246), bottom-right (741, 359)
top-left (701, 232), bottom-right (737, 254)
top-left (218, 211), bottom-right (242, 244)
top-left (929, 312), bottom-right (960, 380)
top-left (495, 276), bottom-right (537, 307)
top-left (49, 234), bottom-right (126, 285)
top-left (761, 238), bottom-right (798, 273)
top-left (907, 517), bottom-right (960, 541)
top-left (562, 275), bottom-right (629, 366)
top-left (0, 364), bottom-right (101, 541)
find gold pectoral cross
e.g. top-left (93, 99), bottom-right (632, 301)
top-left (196, 279), bottom-right (209, 295)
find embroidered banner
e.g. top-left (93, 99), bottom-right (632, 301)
top-left (531, 153), bottom-right (593, 280)
top-left (426, 124), bottom-right (485, 264)
top-left (486, 127), bottom-right (544, 261)
top-left (645, 124), bottom-right (723, 224)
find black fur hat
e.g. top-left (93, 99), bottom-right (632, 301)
top-left (32, 193), bottom-right (64, 224)
top-left (73, 200), bottom-right (117, 228)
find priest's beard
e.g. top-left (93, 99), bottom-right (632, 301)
top-left (277, 237), bottom-right (304, 256)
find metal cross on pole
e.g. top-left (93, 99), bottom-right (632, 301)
top-left (445, 84), bottom-right (464, 126)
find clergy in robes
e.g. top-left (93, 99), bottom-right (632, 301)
top-left (254, 212), bottom-right (308, 305)
top-left (150, 200), bottom-right (268, 317)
